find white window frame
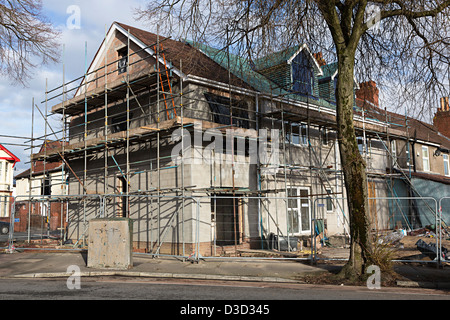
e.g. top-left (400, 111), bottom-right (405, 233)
top-left (422, 146), bottom-right (430, 172)
top-left (285, 123), bottom-right (308, 147)
top-left (444, 154), bottom-right (449, 176)
top-left (287, 187), bottom-right (311, 235)
top-left (390, 140), bottom-right (397, 167)
top-left (300, 123), bottom-right (308, 146)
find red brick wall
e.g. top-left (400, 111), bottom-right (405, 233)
top-left (356, 80), bottom-right (379, 107)
top-left (434, 111), bottom-right (450, 139)
top-left (11, 201), bottom-right (67, 232)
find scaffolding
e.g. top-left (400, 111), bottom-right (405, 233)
top-left (19, 24), bottom-right (443, 257)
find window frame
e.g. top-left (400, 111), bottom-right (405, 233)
top-left (444, 154), bottom-right (449, 176)
top-left (390, 140), bottom-right (397, 168)
top-left (287, 187), bottom-right (311, 235)
top-left (422, 146), bottom-right (430, 172)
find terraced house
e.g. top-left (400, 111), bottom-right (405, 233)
top-left (26, 22), bottom-right (450, 256)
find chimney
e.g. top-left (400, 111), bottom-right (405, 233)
top-left (433, 97), bottom-right (450, 139)
top-left (356, 80), bottom-right (379, 107)
top-left (313, 52), bottom-right (327, 67)
top-left (439, 97), bottom-right (449, 112)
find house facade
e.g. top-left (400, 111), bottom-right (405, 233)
top-left (0, 144), bottom-right (19, 218)
top-left (31, 22), bottom-right (450, 255)
top-left (15, 141), bottom-right (67, 233)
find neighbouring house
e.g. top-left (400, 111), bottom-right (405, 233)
top-left (434, 97), bottom-right (450, 139)
top-left (0, 144), bottom-right (19, 218)
top-left (14, 141), bottom-right (67, 233)
top-left (28, 22), bottom-right (450, 255)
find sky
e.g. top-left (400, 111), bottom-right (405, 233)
top-left (1, 0), bottom-right (151, 174)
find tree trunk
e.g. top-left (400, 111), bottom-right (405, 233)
top-left (335, 50), bottom-right (372, 280)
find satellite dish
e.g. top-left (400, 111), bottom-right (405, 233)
top-left (434, 149), bottom-right (441, 157)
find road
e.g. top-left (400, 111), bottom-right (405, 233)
top-left (1, 276), bottom-right (449, 302)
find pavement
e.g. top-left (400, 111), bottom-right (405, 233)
top-left (1, 249), bottom-right (450, 289)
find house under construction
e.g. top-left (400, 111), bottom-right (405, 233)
top-left (19, 22), bottom-right (450, 257)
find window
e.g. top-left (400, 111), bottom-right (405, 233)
top-left (287, 124), bottom-right (300, 146)
top-left (111, 114), bottom-right (132, 133)
top-left (444, 154), bottom-right (449, 176)
top-left (358, 137), bottom-right (367, 155)
top-left (287, 187), bottom-right (310, 234)
top-left (285, 123), bottom-right (308, 146)
top-left (390, 140), bottom-right (397, 167)
top-left (321, 127), bottom-right (329, 146)
top-left (326, 189), bottom-right (333, 212)
top-left (291, 51), bottom-right (314, 96)
top-left (0, 161), bottom-right (3, 182)
top-left (117, 47), bottom-right (128, 74)
top-left (41, 177), bottom-right (51, 196)
top-left (4, 163), bottom-right (8, 183)
top-left (422, 146), bottom-right (430, 172)
top-left (204, 93), bottom-right (249, 129)
top-left (300, 124), bottom-right (308, 145)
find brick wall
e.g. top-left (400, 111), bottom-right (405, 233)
top-left (433, 97), bottom-right (450, 139)
top-left (356, 80), bottom-right (379, 107)
top-left (12, 201), bottom-right (67, 232)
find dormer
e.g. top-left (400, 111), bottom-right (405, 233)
top-left (317, 62), bottom-right (360, 104)
top-left (253, 44), bottom-right (323, 98)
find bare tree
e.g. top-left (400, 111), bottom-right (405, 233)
top-left (136, 0), bottom-right (450, 280)
top-left (0, 0), bottom-right (60, 85)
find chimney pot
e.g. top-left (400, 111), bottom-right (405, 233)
top-left (440, 97), bottom-right (450, 112)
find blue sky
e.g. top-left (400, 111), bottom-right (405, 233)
top-left (2, 0), bottom-right (151, 173)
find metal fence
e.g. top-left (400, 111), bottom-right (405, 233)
top-left (2, 194), bottom-right (450, 266)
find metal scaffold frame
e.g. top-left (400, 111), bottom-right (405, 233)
top-left (16, 25), bottom-right (440, 260)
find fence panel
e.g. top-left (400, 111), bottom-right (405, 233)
top-left (2, 195), bottom-right (103, 252)
top-left (192, 194), bottom-right (314, 262)
top-left (2, 193), bottom-right (449, 266)
top-left (103, 194), bottom-right (198, 260)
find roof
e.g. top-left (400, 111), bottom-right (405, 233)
top-left (115, 23), bottom-right (251, 89)
top-left (14, 141), bottom-right (65, 179)
top-left (411, 171), bottom-right (450, 185)
top-left (188, 40), bottom-right (338, 110)
top-left (0, 144), bottom-right (20, 166)
top-left (355, 98), bottom-right (450, 150)
top-left (186, 40), bottom-right (286, 96)
top-left (319, 62), bottom-right (338, 80)
top-left (67, 23), bottom-right (450, 151)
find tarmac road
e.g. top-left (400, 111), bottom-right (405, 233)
top-left (1, 276), bottom-right (449, 302)
top-left (1, 250), bottom-right (450, 304)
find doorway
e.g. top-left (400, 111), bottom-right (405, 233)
top-left (211, 195), bottom-right (241, 246)
top-left (117, 176), bottom-right (128, 218)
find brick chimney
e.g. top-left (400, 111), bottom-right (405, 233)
top-left (355, 80), bottom-right (379, 107)
top-left (433, 97), bottom-right (450, 138)
top-left (313, 52), bottom-right (327, 67)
